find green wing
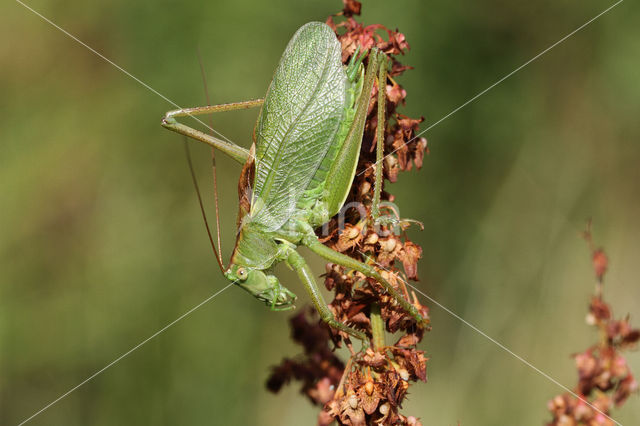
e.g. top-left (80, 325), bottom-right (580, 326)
top-left (250, 22), bottom-right (346, 231)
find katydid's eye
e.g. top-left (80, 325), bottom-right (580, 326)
top-left (237, 267), bottom-right (248, 280)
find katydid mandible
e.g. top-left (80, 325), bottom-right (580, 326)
top-left (162, 22), bottom-right (426, 344)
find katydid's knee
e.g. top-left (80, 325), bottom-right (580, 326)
top-left (287, 251), bottom-right (304, 269)
top-left (161, 116), bottom-right (173, 128)
top-left (318, 308), bottom-right (335, 324)
top-left (162, 109), bottom-right (179, 123)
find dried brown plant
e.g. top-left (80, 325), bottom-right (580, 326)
top-left (267, 1), bottom-right (430, 425)
top-left (546, 223), bottom-right (639, 426)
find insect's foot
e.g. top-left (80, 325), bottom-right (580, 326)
top-left (372, 215), bottom-right (424, 233)
top-left (413, 312), bottom-right (431, 331)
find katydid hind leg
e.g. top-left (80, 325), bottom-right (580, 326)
top-left (162, 99), bottom-right (264, 164)
top-left (305, 239), bottom-right (426, 327)
top-left (371, 51), bottom-right (388, 221)
top-left (322, 48), bottom-right (382, 216)
top-left (370, 52), bottom-right (404, 229)
top-left (287, 250), bottom-right (368, 344)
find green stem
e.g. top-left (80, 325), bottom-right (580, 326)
top-left (370, 304), bottom-right (385, 351)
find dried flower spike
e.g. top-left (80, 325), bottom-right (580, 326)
top-left (546, 225), bottom-right (639, 425)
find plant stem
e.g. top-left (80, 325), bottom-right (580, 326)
top-left (371, 303), bottom-right (385, 351)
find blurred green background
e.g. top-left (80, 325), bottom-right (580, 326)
top-left (2, 0), bottom-right (639, 424)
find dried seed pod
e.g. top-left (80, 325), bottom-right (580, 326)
top-left (379, 402), bottom-right (390, 416)
top-left (348, 392), bottom-right (359, 410)
top-left (365, 380), bottom-right (374, 396)
top-left (364, 233), bottom-right (379, 245)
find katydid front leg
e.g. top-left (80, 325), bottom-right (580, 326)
top-left (162, 99), bottom-right (264, 164)
top-left (287, 250), bottom-right (368, 343)
top-left (305, 238), bottom-right (426, 327)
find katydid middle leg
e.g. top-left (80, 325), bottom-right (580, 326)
top-left (287, 250), bottom-right (368, 343)
top-left (305, 238), bottom-right (426, 327)
top-left (162, 99), bottom-right (264, 164)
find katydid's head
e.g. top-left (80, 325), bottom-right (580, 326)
top-left (225, 264), bottom-right (296, 310)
